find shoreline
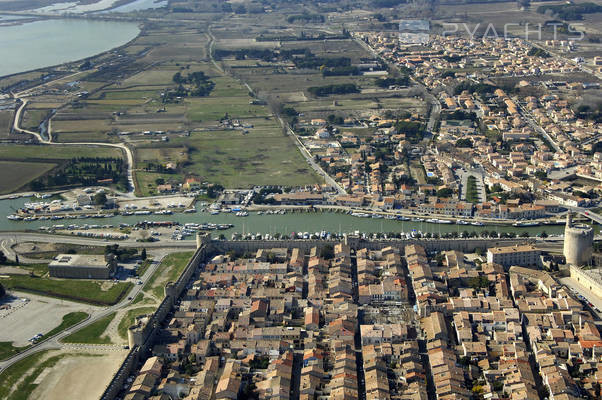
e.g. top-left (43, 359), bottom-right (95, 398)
top-left (0, 17), bottom-right (143, 81)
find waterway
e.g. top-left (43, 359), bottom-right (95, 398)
top-left (0, 196), bottom-right (575, 237)
top-left (0, 17), bottom-right (140, 78)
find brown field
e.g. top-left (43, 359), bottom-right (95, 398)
top-left (0, 160), bottom-right (57, 194)
top-left (0, 110), bottom-right (13, 138)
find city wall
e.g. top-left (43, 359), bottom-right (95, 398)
top-left (211, 237), bottom-right (532, 254)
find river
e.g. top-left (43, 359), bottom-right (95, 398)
top-left (0, 196), bottom-right (575, 237)
top-left (0, 17), bottom-right (140, 78)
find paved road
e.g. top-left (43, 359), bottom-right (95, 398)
top-left (513, 95), bottom-right (561, 153)
top-left (281, 118), bottom-right (347, 195)
top-left (0, 253), bottom-right (167, 372)
top-left (0, 233), bottom-right (196, 254)
top-left (350, 33), bottom-right (440, 136)
top-left (11, 71), bottom-right (137, 195)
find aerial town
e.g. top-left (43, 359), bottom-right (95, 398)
top-left (0, 0), bottom-right (602, 399)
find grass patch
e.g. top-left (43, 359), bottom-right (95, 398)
top-left (0, 350), bottom-right (49, 400)
top-left (135, 258), bottom-right (153, 277)
top-left (466, 176), bottom-right (479, 204)
top-left (40, 311), bottom-right (89, 342)
top-left (0, 342), bottom-right (29, 362)
top-left (0, 350), bottom-right (99, 400)
top-left (131, 292), bottom-right (148, 305)
top-left (169, 129), bottom-right (321, 188)
top-left (62, 313), bottom-right (116, 344)
top-left (0, 144), bottom-right (123, 160)
top-left (145, 252), bottom-right (193, 300)
top-left (1, 275), bottom-right (133, 306)
top-left (117, 307), bottom-right (156, 340)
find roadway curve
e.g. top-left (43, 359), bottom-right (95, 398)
top-left (0, 252), bottom-right (171, 373)
top-left (0, 232), bottom-right (196, 253)
top-left (11, 75), bottom-right (136, 196)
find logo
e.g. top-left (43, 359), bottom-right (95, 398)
top-left (399, 19), bottom-right (430, 45)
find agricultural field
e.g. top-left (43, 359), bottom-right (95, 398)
top-left (0, 144), bottom-right (124, 193)
top-left (0, 161), bottom-right (56, 194)
top-left (0, 12), bottom-right (429, 195)
top-left (0, 109), bottom-right (14, 138)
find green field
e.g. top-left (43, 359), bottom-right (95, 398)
top-left (466, 176), bottom-right (479, 204)
top-left (0, 342), bottom-right (29, 362)
top-left (0, 145), bottom-right (123, 160)
top-left (145, 251), bottom-right (194, 300)
top-left (0, 350), bottom-right (50, 400)
top-left (117, 307), bottom-right (156, 340)
top-left (1, 275), bottom-right (133, 306)
top-left (0, 111), bottom-right (12, 138)
top-left (40, 312), bottom-right (89, 341)
top-left (173, 129), bottom-right (320, 188)
top-left (0, 145), bottom-right (124, 193)
top-left (0, 350), bottom-right (98, 400)
top-left (63, 313), bottom-right (116, 344)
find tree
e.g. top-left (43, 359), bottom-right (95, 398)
top-left (0, 250), bottom-right (7, 264)
top-left (320, 245), bottom-right (334, 260)
top-left (94, 192), bottom-right (107, 206)
top-left (0, 283), bottom-right (4, 298)
top-left (437, 188), bottom-right (453, 198)
top-left (141, 248), bottom-right (147, 260)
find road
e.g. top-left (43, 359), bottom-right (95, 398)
top-left (11, 71), bottom-right (137, 195)
top-left (280, 117), bottom-right (347, 195)
top-left (559, 277), bottom-right (602, 321)
top-left (0, 252), bottom-right (168, 373)
top-left (350, 33), bottom-right (440, 135)
top-left (513, 95), bottom-right (561, 153)
top-left (0, 233), bottom-right (196, 257)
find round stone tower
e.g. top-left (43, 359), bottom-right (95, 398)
top-left (563, 213), bottom-right (594, 266)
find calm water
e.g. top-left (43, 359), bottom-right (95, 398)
top-left (0, 197), bottom-right (573, 237)
top-left (0, 18), bottom-right (140, 77)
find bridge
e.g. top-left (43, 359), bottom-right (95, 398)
top-left (569, 207), bottom-right (602, 225)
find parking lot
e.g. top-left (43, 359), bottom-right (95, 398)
top-left (0, 291), bottom-right (98, 346)
top-left (559, 277), bottom-right (602, 320)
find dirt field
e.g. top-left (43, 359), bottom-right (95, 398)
top-left (0, 292), bottom-right (98, 347)
top-left (0, 160), bottom-right (57, 194)
top-left (29, 350), bottom-right (127, 400)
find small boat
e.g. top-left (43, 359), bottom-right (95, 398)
top-left (512, 221), bottom-right (539, 227)
top-left (457, 220), bottom-right (469, 225)
top-left (471, 221), bottom-right (484, 226)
